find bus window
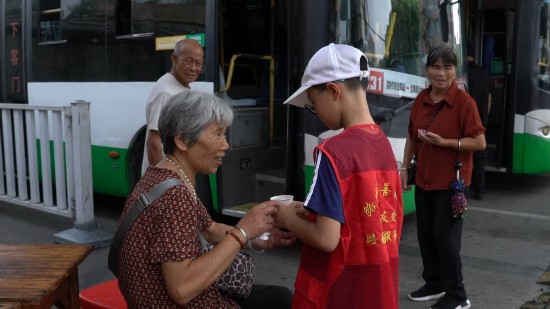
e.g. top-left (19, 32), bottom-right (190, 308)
top-left (331, 0), bottom-right (459, 81)
top-left (116, 0), bottom-right (154, 37)
top-left (329, 0), bottom-right (466, 124)
top-left (115, 0), bottom-right (205, 38)
top-left (39, 0), bottom-right (62, 42)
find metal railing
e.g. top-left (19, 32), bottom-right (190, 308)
top-left (0, 101), bottom-right (112, 247)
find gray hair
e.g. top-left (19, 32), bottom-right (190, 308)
top-left (159, 90), bottom-right (234, 154)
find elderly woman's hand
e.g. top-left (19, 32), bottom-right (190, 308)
top-left (236, 201), bottom-right (278, 239)
top-left (251, 228), bottom-right (296, 251)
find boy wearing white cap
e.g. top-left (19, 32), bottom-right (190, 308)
top-left (274, 43), bottom-right (403, 309)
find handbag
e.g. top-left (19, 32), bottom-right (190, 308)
top-left (407, 157), bottom-right (417, 186)
top-left (200, 236), bottom-right (256, 298)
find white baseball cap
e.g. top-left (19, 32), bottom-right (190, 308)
top-left (284, 43), bottom-right (370, 108)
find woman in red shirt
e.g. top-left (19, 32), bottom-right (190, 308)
top-left (400, 47), bottom-right (486, 309)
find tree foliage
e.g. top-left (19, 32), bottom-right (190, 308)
top-left (389, 0), bottom-right (421, 59)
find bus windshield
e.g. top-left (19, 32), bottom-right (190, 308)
top-left (330, 0), bottom-right (466, 100)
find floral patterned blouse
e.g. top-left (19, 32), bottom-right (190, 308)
top-left (117, 166), bottom-right (239, 308)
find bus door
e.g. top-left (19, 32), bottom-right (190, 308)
top-left (510, 0), bottom-right (550, 174)
top-left (473, 0), bottom-right (511, 172)
top-left (473, 0), bottom-right (550, 174)
top-left (213, 0), bottom-right (291, 217)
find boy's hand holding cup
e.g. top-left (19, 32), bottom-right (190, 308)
top-left (256, 195), bottom-right (293, 241)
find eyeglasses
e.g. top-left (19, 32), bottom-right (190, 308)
top-left (304, 87), bottom-right (326, 115)
top-left (304, 103), bottom-right (317, 114)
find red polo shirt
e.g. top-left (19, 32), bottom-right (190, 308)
top-left (408, 81), bottom-right (485, 190)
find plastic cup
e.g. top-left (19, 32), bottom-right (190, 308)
top-left (270, 195), bottom-right (294, 206)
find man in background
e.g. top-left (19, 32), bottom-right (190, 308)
top-left (142, 39), bottom-right (204, 174)
top-left (468, 43), bottom-right (491, 200)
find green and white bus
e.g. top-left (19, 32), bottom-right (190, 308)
top-left (1, 0), bottom-right (549, 218)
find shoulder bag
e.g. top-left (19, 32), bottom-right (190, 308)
top-left (407, 157), bottom-right (417, 186)
top-left (108, 178), bottom-right (256, 298)
top-left (200, 235), bottom-right (256, 298)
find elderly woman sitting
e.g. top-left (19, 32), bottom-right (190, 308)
top-left (117, 89), bottom-right (295, 308)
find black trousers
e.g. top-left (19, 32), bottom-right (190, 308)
top-left (234, 284), bottom-right (292, 309)
top-left (415, 187), bottom-right (467, 301)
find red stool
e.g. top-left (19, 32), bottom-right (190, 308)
top-left (80, 279), bottom-right (127, 309)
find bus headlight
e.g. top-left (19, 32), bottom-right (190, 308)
top-left (542, 126), bottom-right (550, 137)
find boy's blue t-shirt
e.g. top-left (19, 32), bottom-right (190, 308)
top-left (304, 151), bottom-right (344, 224)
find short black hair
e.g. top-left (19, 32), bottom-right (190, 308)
top-left (426, 46), bottom-right (457, 68)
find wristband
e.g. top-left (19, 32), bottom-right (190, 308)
top-left (226, 230), bottom-right (245, 249)
top-left (234, 224), bottom-right (249, 244)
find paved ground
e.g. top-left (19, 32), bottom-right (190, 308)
top-left (1, 171), bottom-right (550, 308)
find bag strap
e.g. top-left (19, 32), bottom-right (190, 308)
top-left (108, 178), bottom-right (184, 276)
top-left (428, 101), bottom-right (445, 128)
top-left (413, 101), bottom-right (446, 158)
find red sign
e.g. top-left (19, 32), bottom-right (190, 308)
top-left (368, 70), bottom-right (384, 94)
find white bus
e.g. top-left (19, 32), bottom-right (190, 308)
top-left (2, 0), bottom-right (549, 218)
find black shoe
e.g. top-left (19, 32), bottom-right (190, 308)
top-left (408, 285), bottom-right (445, 301)
top-left (430, 295), bottom-right (471, 309)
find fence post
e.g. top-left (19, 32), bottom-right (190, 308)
top-left (54, 101), bottom-right (113, 248)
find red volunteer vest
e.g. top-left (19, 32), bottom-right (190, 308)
top-left (292, 125), bottom-right (403, 309)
